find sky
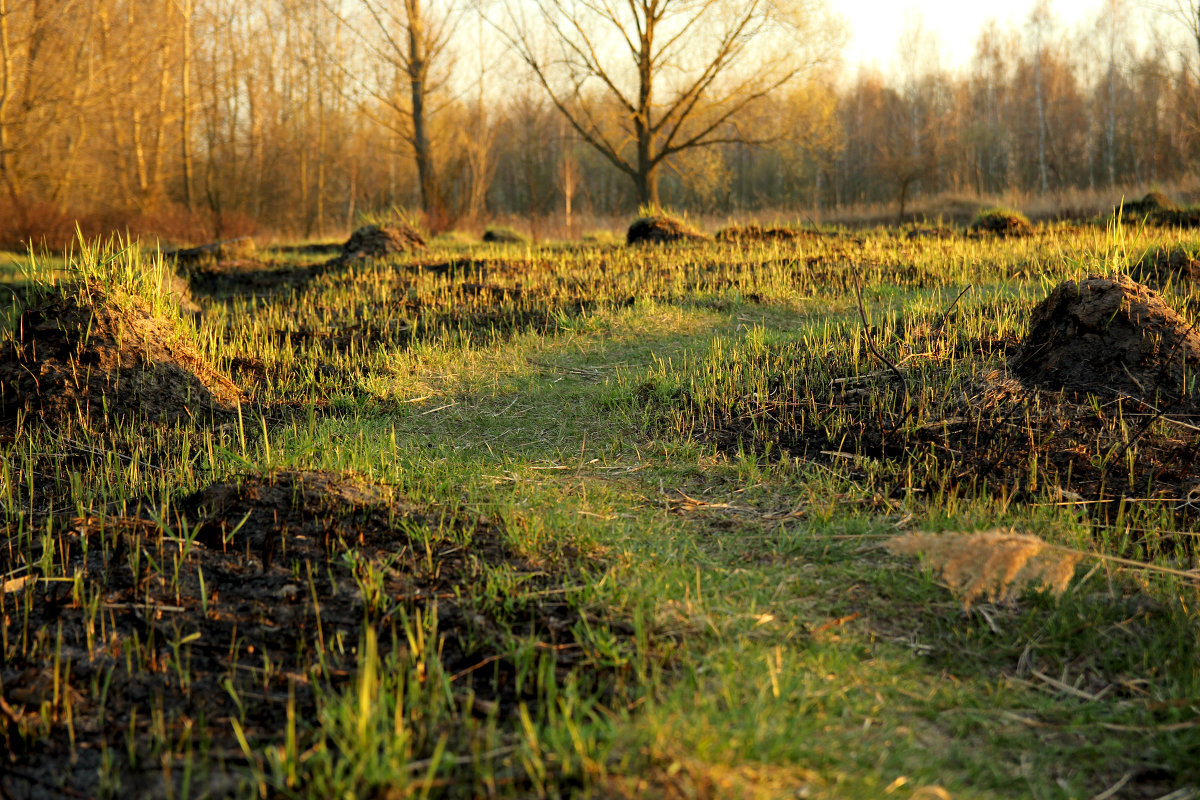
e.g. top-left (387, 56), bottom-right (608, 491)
top-left (840, 0), bottom-right (1131, 73)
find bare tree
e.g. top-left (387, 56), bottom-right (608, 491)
top-left (331, 0), bottom-right (462, 216)
top-left (492, 0), bottom-right (840, 208)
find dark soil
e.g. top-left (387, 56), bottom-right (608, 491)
top-left (167, 237), bottom-right (258, 268)
top-left (270, 242), bottom-right (343, 256)
top-left (0, 284), bottom-right (241, 429)
top-left (341, 224), bottom-right (426, 259)
top-left (667, 279), bottom-right (1200, 540)
top-left (686, 359), bottom-right (1200, 539)
top-left (626, 216), bottom-right (708, 245)
top-left (1012, 274), bottom-right (1200, 400)
top-left (714, 224), bottom-right (805, 242)
top-left (0, 471), bottom-right (598, 798)
top-left (186, 257), bottom-right (348, 298)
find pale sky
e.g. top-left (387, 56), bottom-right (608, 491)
top-left (841, 0), bottom-right (1149, 73)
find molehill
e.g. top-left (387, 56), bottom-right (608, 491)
top-left (1012, 273), bottom-right (1200, 400)
top-left (0, 284), bottom-right (241, 427)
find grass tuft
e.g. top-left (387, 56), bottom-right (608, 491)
top-left (887, 528), bottom-right (1083, 608)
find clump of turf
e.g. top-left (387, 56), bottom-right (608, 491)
top-left (969, 207), bottom-right (1033, 237)
top-left (341, 223), bottom-right (426, 259)
top-left (482, 226), bottom-right (528, 244)
top-left (626, 213), bottom-right (708, 245)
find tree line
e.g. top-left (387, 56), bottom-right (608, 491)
top-left (1, 0), bottom-right (1198, 245)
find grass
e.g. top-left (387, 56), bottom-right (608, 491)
top-left (2, 221), bottom-right (1199, 798)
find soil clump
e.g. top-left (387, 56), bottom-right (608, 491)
top-left (1011, 273), bottom-right (1200, 400)
top-left (626, 215), bottom-right (708, 245)
top-left (341, 223), bottom-right (427, 259)
top-left (970, 208), bottom-right (1033, 237)
top-left (0, 284), bottom-right (241, 428)
top-left (482, 226), bottom-right (528, 244)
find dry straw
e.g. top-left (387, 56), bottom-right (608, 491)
top-left (887, 529), bottom-right (1084, 608)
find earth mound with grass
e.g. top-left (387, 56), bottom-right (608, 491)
top-left (0, 284), bottom-right (241, 427)
top-left (342, 223), bottom-right (426, 259)
top-left (970, 207), bottom-right (1033, 237)
top-left (714, 224), bottom-right (802, 242)
top-left (1012, 273), bottom-right (1200, 399)
top-left (626, 215), bottom-right (708, 245)
top-left (482, 226), bottom-right (528, 244)
top-left (1124, 191), bottom-right (1177, 216)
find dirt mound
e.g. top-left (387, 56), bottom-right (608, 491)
top-left (970, 208), bottom-right (1033, 237)
top-left (0, 284), bottom-right (241, 427)
top-left (1122, 191), bottom-right (1177, 217)
top-left (714, 224), bottom-right (803, 242)
top-left (482, 226), bottom-right (528, 244)
top-left (626, 215), bottom-right (708, 245)
top-left (1011, 273), bottom-right (1200, 399)
top-left (342, 223), bottom-right (426, 258)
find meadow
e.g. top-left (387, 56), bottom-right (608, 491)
top-left (1, 215), bottom-right (1198, 799)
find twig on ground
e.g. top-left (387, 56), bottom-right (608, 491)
top-left (850, 264), bottom-right (914, 437)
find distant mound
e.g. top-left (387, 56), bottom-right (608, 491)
top-left (1012, 273), bottom-right (1200, 400)
top-left (0, 284), bottom-right (241, 427)
top-left (1121, 191), bottom-right (1177, 218)
top-left (482, 226), bottom-right (528, 244)
top-left (970, 207), bottom-right (1033, 237)
top-left (626, 215), bottom-right (708, 245)
top-left (342, 223), bottom-right (426, 259)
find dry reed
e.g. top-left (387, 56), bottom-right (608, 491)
top-left (887, 529), bottom-right (1084, 608)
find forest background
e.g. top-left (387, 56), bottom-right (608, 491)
top-left (3, 0), bottom-right (1200, 247)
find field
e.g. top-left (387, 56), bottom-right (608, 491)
top-left (2, 219), bottom-right (1199, 799)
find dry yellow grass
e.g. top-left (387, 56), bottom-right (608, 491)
top-left (887, 529), bottom-right (1084, 608)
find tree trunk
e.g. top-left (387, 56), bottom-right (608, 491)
top-left (179, 0), bottom-right (194, 211)
top-left (0, 0), bottom-right (17, 203)
top-left (635, 161), bottom-right (659, 207)
top-left (407, 0), bottom-right (438, 216)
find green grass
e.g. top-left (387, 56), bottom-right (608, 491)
top-left (2, 221), bottom-right (1198, 798)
